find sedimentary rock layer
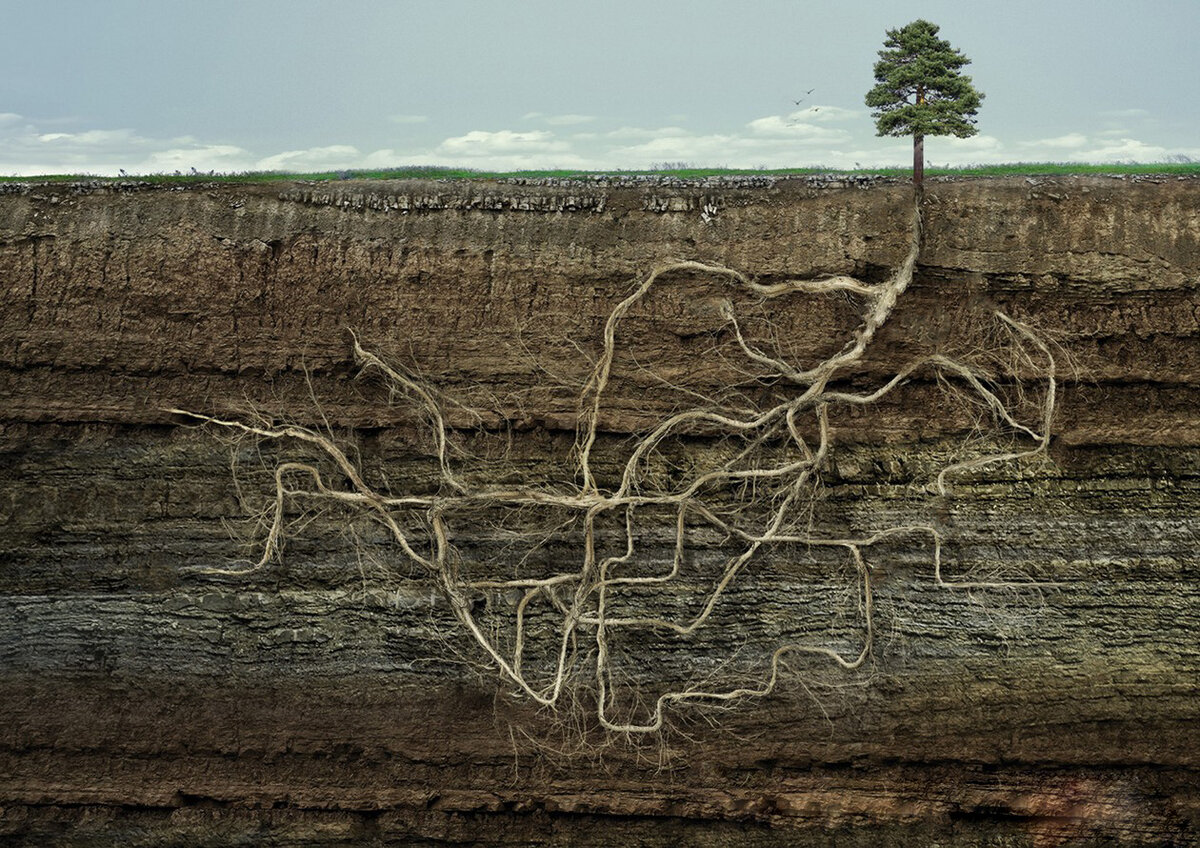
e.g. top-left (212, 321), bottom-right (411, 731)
top-left (1, 176), bottom-right (1198, 845)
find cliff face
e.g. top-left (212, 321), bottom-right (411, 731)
top-left (1, 176), bottom-right (1198, 846)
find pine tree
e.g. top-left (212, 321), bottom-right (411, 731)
top-left (865, 19), bottom-right (983, 188)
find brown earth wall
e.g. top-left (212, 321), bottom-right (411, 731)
top-left (1, 175), bottom-right (1198, 846)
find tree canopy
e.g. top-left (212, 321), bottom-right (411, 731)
top-left (865, 19), bottom-right (983, 185)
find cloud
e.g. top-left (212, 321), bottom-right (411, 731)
top-left (254, 145), bottom-right (362, 171)
top-left (261, 128), bottom-right (1200, 172)
top-left (586, 108), bottom-right (873, 168)
top-left (608, 131), bottom-right (738, 166)
top-left (352, 121), bottom-right (1189, 173)
top-left (744, 106), bottom-right (860, 146)
top-left (144, 145), bottom-right (256, 171)
top-left (438, 129), bottom-right (570, 156)
top-left (0, 116), bottom-right (257, 175)
top-left (356, 129), bottom-right (593, 170)
top-left (608, 128), bottom-right (852, 169)
top-left (745, 115), bottom-right (852, 144)
top-left (784, 105), bottom-right (861, 124)
top-left (1065, 137), bottom-right (1172, 162)
top-left (939, 134), bottom-right (1003, 153)
top-left (38, 129), bottom-right (141, 146)
top-left (1021, 133), bottom-right (1088, 149)
top-left (1, 108), bottom-right (1194, 177)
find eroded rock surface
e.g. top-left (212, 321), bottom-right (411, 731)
top-left (1, 176), bottom-right (1198, 846)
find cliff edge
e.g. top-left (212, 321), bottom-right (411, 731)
top-left (1, 176), bottom-right (1198, 846)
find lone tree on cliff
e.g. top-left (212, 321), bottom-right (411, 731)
top-left (865, 19), bottom-right (983, 188)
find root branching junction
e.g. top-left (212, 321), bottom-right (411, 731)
top-left (175, 198), bottom-right (1059, 734)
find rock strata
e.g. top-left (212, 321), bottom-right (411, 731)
top-left (1, 176), bottom-right (1198, 846)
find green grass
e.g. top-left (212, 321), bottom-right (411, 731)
top-left (2, 161), bottom-right (1198, 185)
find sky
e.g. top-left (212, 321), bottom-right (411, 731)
top-left (2, 0), bottom-right (1197, 175)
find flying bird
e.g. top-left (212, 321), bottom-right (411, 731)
top-left (793, 88), bottom-right (816, 105)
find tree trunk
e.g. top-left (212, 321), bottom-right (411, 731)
top-left (913, 133), bottom-right (924, 188)
top-left (914, 82), bottom-right (926, 191)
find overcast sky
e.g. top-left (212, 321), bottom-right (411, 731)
top-left (2, 0), bottom-right (1197, 175)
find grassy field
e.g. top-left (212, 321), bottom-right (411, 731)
top-left (3, 162), bottom-right (1198, 185)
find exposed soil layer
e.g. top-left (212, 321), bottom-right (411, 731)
top-left (2, 176), bottom-right (1198, 845)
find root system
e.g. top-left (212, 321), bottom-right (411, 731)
top-left (174, 195), bottom-right (1059, 734)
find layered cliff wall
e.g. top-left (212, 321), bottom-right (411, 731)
top-left (1, 176), bottom-right (1198, 846)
